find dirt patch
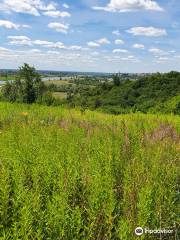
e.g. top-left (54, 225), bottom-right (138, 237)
top-left (149, 123), bottom-right (179, 143)
top-left (58, 119), bottom-right (71, 131)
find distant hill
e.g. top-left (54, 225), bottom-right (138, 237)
top-left (73, 71), bottom-right (180, 114)
top-left (0, 69), bottom-right (112, 78)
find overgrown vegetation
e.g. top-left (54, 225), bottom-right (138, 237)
top-left (71, 72), bottom-right (180, 115)
top-left (0, 102), bottom-right (179, 239)
top-left (1, 65), bottom-right (180, 115)
top-left (0, 63), bottom-right (57, 105)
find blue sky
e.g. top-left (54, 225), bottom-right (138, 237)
top-left (0, 0), bottom-right (179, 72)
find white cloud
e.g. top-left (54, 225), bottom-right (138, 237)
top-left (87, 41), bottom-right (100, 47)
top-left (37, 2), bottom-right (56, 11)
top-left (113, 49), bottom-right (128, 53)
top-left (48, 22), bottom-right (69, 33)
top-left (87, 38), bottom-right (110, 47)
top-left (155, 56), bottom-right (169, 63)
top-left (33, 40), bottom-right (56, 47)
top-left (8, 35), bottom-right (30, 40)
top-left (43, 10), bottom-right (71, 18)
top-left (149, 48), bottom-right (162, 54)
top-left (68, 45), bottom-right (83, 50)
top-left (7, 36), bottom-right (65, 48)
top-left (148, 48), bottom-right (168, 56)
top-left (133, 43), bottom-right (145, 49)
top-left (0, 0), bottom-right (57, 16)
top-left (2, 0), bottom-right (40, 16)
top-left (30, 49), bottom-right (42, 53)
top-left (0, 46), bottom-right (10, 52)
top-left (115, 39), bottom-right (124, 45)
top-left (7, 36), bottom-right (87, 52)
top-left (93, 0), bottom-right (163, 12)
top-left (8, 35), bottom-right (32, 45)
top-left (0, 20), bottom-right (19, 29)
top-left (127, 55), bottom-right (135, 59)
top-left (34, 40), bottom-right (65, 48)
top-left (112, 30), bottom-right (121, 36)
top-left (148, 48), bottom-right (170, 58)
top-left (96, 38), bottom-right (111, 44)
top-left (22, 24), bottom-right (31, 28)
top-left (127, 27), bottom-right (167, 37)
top-left (63, 3), bottom-right (69, 9)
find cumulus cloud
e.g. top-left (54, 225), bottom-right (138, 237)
top-left (8, 35), bottom-right (30, 40)
top-left (133, 43), bottom-right (145, 49)
top-left (0, 20), bottom-right (18, 29)
top-left (96, 38), bottom-right (111, 44)
top-left (34, 40), bottom-right (66, 48)
top-left (87, 38), bottom-right (110, 47)
top-left (30, 49), bottom-right (42, 53)
top-left (93, 0), bottom-right (163, 12)
top-left (115, 39), bottom-right (124, 45)
top-left (0, 20), bottom-right (25, 30)
top-left (127, 27), bottom-right (167, 37)
top-left (43, 10), bottom-right (71, 18)
top-left (8, 35), bottom-right (32, 45)
top-left (0, 0), bottom-right (66, 17)
top-left (148, 48), bottom-right (168, 55)
top-left (68, 45), bottom-right (83, 50)
top-left (113, 49), bottom-right (128, 53)
top-left (8, 36), bottom-right (65, 49)
top-left (7, 36), bottom-right (88, 52)
top-left (48, 22), bottom-right (69, 33)
top-left (2, 0), bottom-right (40, 16)
top-left (87, 41), bottom-right (100, 47)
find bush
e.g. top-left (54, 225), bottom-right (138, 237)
top-left (40, 91), bottom-right (55, 106)
top-left (2, 63), bottom-right (46, 104)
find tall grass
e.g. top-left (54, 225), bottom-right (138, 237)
top-left (0, 102), bottom-right (179, 239)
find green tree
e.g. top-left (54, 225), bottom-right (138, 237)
top-left (2, 63), bottom-right (46, 104)
top-left (18, 63), bottom-right (39, 103)
top-left (113, 74), bottom-right (121, 86)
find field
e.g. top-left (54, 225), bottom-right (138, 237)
top-left (0, 102), bottom-right (179, 239)
top-left (45, 79), bottom-right (73, 86)
top-left (0, 74), bottom-right (17, 81)
top-left (53, 92), bottom-right (68, 99)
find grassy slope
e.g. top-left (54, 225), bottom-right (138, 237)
top-left (0, 103), bottom-right (179, 239)
top-left (79, 73), bottom-right (180, 114)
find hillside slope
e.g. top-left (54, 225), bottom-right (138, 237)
top-left (73, 71), bottom-right (180, 114)
top-left (0, 103), bottom-right (179, 239)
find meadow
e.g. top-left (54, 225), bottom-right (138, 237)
top-left (0, 102), bottom-right (179, 239)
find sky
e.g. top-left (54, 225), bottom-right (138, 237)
top-left (0, 0), bottom-right (180, 73)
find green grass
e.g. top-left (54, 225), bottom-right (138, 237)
top-left (45, 79), bottom-right (73, 86)
top-left (53, 92), bottom-right (67, 99)
top-left (0, 75), bottom-right (17, 81)
top-left (0, 102), bottom-right (179, 239)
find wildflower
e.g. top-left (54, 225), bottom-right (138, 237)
top-left (20, 112), bottom-right (28, 117)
